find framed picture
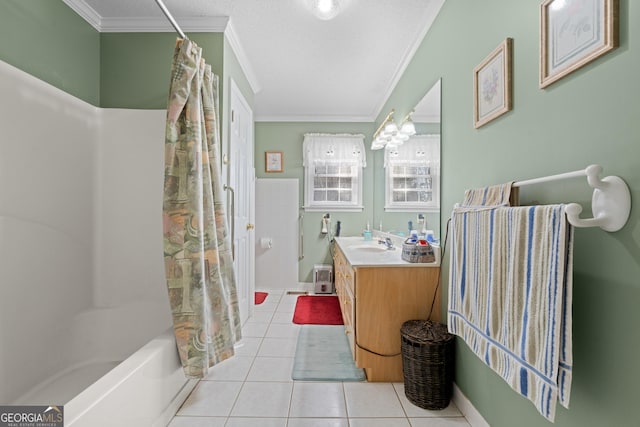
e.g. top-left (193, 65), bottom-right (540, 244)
top-left (265, 151), bottom-right (283, 173)
top-left (540, 0), bottom-right (619, 88)
top-left (473, 38), bottom-right (513, 129)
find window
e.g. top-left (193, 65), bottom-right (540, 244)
top-left (384, 134), bottom-right (440, 212)
top-left (303, 133), bottom-right (366, 211)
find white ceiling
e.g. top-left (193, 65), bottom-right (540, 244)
top-left (63, 0), bottom-right (444, 122)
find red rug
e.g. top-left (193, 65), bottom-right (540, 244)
top-left (292, 295), bottom-right (344, 325)
top-left (255, 292), bottom-right (268, 305)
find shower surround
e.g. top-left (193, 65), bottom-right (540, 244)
top-left (0, 59), bottom-right (192, 425)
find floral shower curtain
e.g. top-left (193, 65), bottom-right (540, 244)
top-left (162, 38), bottom-right (241, 378)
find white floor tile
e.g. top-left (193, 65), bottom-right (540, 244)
top-left (241, 321), bottom-right (269, 337)
top-left (348, 419), bottom-right (411, 427)
top-left (393, 383), bottom-right (462, 417)
top-left (233, 337), bottom-right (262, 357)
top-left (271, 311), bottom-right (295, 324)
top-left (289, 382), bottom-right (347, 418)
top-left (167, 288), bottom-right (473, 427)
top-left (176, 381), bottom-right (242, 417)
top-left (254, 302), bottom-right (279, 312)
top-left (276, 295), bottom-right (301, 312)
top-left (167, 416), bottom-right (227, 427)
top-left (343, 382), bottom-right (406, 418)
top-left (266, 323), bottom-right (301, 339)
top-left (258, 337), bottom-right (298, 357)
top-left (287, 418), bottom-right (349, 427)
top-left (224, 417), bottom-right (287, 427)
top-left (246, 356), bottom-right (294, 382)
top-left (250, 309), bottom-right (275, 323)
top-left (230, 381), bottom-right (293, 417)
top-left (201, 356), bottom-right (253, 382)
top-left (408, 417), bottom-right (472, 427)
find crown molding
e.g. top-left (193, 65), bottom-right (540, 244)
top-left (62, 0), bottom-right (229, 33)
top-left (62, 0), bottom-right (102, 31)
top-left (254, 114), bottom-right (373, 123)
top-left (61, 0), bottom-right (259, 96)
top-left (100, 16), bottom-right (229, 33)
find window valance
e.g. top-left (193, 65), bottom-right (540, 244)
top-left (384, 134), bottom-right (440, 167)
top-left (303, 133), bottom-right (366, 167)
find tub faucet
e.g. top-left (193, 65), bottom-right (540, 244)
top-left (378, 237), bottom-right (395, 250)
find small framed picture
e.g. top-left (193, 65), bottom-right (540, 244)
top-left (540, 0), bottom-right (619, 88)
top-left (265, 151), bottom-right (283, 173)
top-left (473, 38), bottom-right (513, 129)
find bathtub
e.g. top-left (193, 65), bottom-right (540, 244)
top-left (11, 302), bottom-right (196, 427)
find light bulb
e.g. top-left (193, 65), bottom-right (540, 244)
top-left (384, 121), bottom-right (398, 135)
top-left (400, 119), bottom-right (416, 136)
top-left (311, 0), bottom-right (340, 20)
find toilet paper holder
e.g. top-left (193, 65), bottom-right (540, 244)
top-left (260, 237), bottom-right (273, 249)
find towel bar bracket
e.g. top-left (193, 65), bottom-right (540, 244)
top-left (565, 174), bottom-right (630, 232)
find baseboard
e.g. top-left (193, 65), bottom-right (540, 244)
top-left (453, 383), bottom-right (490, 427)
top-left (298, 282), bottom-right (315, 293)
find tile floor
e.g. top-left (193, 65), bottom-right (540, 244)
top-left (168, 289), bottom-right (471, 427)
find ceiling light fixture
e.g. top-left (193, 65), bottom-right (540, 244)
top-left (310, 0), bottom-right (341, 20)
top-left (371, 110), bottom-right (417, 150)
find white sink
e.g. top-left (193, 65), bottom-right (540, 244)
top-left (350, 244), bottom-right (388, 252)
top-left (335, 236), bottom-right (440, 267)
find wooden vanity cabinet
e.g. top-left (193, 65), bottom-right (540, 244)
top-left (333, 243), bottom-right (441, 382)
top-left (333, 245), bottom-right (356, 355)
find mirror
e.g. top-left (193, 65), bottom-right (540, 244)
top-left (372, 79), bottom-right (441, 239)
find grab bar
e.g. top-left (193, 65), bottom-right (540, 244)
top-left (298, 213), bottom-right (305, 260)
top-left (513, 164), bottom-right (630, 232)
top-left (224, 184), bottom-right (235, 259)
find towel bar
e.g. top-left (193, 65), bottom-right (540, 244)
top-left (514, 164), bottom-right (631, 232)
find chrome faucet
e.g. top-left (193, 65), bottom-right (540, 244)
top-left (378, 237), bottom-right (395, 250)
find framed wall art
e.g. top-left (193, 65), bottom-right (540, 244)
top-left (540, 0), bottom-right (619, 88)
top-left (265, 151), bottom-right (283, 173)
top-left (473, 38), bottom-right (513, 129)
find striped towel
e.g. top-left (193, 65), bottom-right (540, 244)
top-left (448, 204), bottom-right (573, 421)
top-left (461, 182), bottom-right (518, 207)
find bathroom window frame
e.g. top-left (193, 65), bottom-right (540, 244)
top-left (384, 134), bottom-right (440, 213)
top-left (303, 134), bottom-right (365, 212)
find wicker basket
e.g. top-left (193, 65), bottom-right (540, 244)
top-left (401, 240), bottom-right (435, 263)
top-left (400, 320), bottom-right (454, 410)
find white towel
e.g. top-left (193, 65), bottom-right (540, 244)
top-left (448, 204), bottom-right (573, 421)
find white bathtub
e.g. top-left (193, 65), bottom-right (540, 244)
top-left (11, 302), bottom-right (196, 427)
top-left (1, 60), bottom-right (196, 426)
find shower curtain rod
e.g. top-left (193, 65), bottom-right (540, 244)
top-left (154, 0), bottom-right (187, 39)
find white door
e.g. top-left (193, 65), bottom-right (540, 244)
top-left (228, 79), bottom-right (255, 325)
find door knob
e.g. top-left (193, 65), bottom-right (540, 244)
top-left (246, 223), bottom-right (255, 230)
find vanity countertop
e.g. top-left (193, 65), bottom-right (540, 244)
top-left (334, 236), bottom-right (440, 268)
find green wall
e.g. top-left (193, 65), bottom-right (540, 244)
top-left (100, 33), bottom-right (225, 109)
top-left (4, 1), bottom-right (639, 424)
top-left (256, 121), bottom-right (443, 282)
top-left (255, 122), bottom-right (376, 282)
top-left (380, 1), bottom-right (640, 426)
top-left (0, 0), bottom-right (100, 105)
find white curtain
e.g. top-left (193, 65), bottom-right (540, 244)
top-left (384, 134), bottom-right (440, 167)
top-left (303, 133), bottom-right (366, 167)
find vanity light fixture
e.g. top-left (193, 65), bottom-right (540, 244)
top-left (399, 114), bottom-right (416, 137)
top-left (371, 110), bottom-right (416, 150)
top-left (310, 0), bottom-right (341, 20)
